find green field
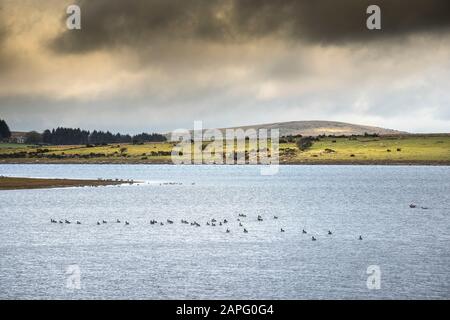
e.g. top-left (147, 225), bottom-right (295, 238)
top-left (0, 134), bottom-right (449, 165)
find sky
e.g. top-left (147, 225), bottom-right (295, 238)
top-left (0, 0), bottom-right (449, 134)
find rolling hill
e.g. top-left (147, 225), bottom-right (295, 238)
top-left (167, 120), bottom-right (406, 140)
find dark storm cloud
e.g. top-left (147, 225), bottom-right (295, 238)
top-left (51, 0), bottom-right (450, 53)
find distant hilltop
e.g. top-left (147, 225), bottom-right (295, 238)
top-left (167, 120), bottom-right (407, 140)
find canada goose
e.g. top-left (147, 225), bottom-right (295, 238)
top-left (311, 236), bottom-right (316, 241)
top-left (211, 219), bottom-right (217, 222)
top-left (243, 228), bottom-right (248, 233)
top-left (409, 204), bottom-right (416, 208)
top-left (421, 206), bottom-right (429, 210)
top-left (328, 230), bottom-right (332, 235)
top-left (76, 221), bottom-right (81, 225)
top-left (226, 229), bottom-right (230, 233)
top-left (302, 229), bottom-right (307, 234)
top-left (358, 235), bottom-right (363, 240)
top-left (160, 222), bottom-right (164, 226)
top-left (239, 222), bottom-right (243, 227)
top-left (65, 220), bottom-right (71, 224)
top-left (273, 216), bottom-right (278, 219)
top-left (125, 221), bottom-right (129, 225)
top-left (257, 215), bottom-right (263, 221)
top-left (102, 220), bottom-right (107, 224)
top-left (167, 219), bottom-right (174, 224)
top-left (223, 219), bottom-right (228, 223)
top-left (97, 221), bottom-right (101, 225)
top-left (50, 219), bottom-right (57, 223)
top-left (206, 222), bottom-right (210, 226)
top-left (211, 223), bottom-right (216, 227)
top-left (237, 218), bottom-right (240, 221)
top-left (281, 228), bottom-right (285, 232)
top-left (116, 219), bottom-right (121, 223)
top-left (219, 222), bottom-right (222, 226)
top-left (59, 220), bottom-right (64, 224)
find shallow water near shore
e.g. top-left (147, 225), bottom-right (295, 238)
top-left (0, 164), bottom-right (449, 299)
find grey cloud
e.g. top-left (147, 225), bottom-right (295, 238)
top-left (51, 0), bottom-right (450, 53)
top-left (0, 4), bottom-right (9, 71)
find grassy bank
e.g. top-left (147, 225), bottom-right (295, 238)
top-left (0, 176), bottom-right (133, 190)
top-left (0, 134), bottom-right (449, 165)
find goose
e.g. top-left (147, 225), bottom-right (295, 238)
top-left (237, 218), bottom-right (241, 222)
top-left (409, 204), bottom-right (416, 208)
top-left (102, 220), bottom-right (107, 224)
top-left (358, 235), bottom-right (363, 240)
top-left (281, 228), bottom-right (285, 232)
top-left (239, 222), bottom-right (243, 227)
top-left (160, 222), bottom-right (164, 226)
top-left (65, 219), bottom-right (71, 224)
top-left (257, 215), bottom-right (263, 221)
top-left (51, 219), bottom-right (57, 223)
top-left (273, 216), bottom-right (278, 219)
top-left (97, 221), bottom-right (101, 225)
top-left (116, 219), bottom-right (121, 223)
top-left (226, 229), bottom-right (230, 233)
top-left (243, 228), bottom-right (248, 233)
top-left (125, 221), bottom-right (129, 225)
top-left (327, 230), bottom-right (332, 235)
top-left (211, 219), bottom-right (217, 223)
top-left (59, 220), bottom-right (64, 224)
top-left (211, 223), bottom-right (216, 227)
top-left (223, 219), bottom-right (228, 223)
top-left (206, 222), bottom-right (210, 226)
top-left (167, 219), bottom-right (174, 224)
top-left (311, 236), bottom-right (316, 241)
top-left (219, 222), bottom-right (222, 226)
top-left (76, 221), bottom-right (81, 225)
top-left (302, 229), bottom-right (307, 234)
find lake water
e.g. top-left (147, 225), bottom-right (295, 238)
top-left (0, 164), bottom-right (449, 299)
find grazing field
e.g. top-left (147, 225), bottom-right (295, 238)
top-left (281, 135), bottom-right (450, 164)
top-left (0, 134), bottom-right (449, 165)
top-left (0, 176), bottom-right (132, 190)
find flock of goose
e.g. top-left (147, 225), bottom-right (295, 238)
top-left (50, 213), bottom-right (365, 241)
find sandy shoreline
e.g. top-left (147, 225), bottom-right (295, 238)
top-left (1, 159), bottom-right (449, 166)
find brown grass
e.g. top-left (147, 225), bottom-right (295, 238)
top-left (0, 176), bottom-right (132, 190)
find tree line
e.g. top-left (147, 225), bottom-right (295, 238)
top-left (40, 128), bottom-right (167, 145)
top-left (0, 117), bottom-right (166, 144)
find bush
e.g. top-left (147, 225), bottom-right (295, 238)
top-left (296, 137), bottom-right (314, 151)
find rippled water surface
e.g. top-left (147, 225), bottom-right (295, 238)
top-left (0, 164), bottom-right (449, 299)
